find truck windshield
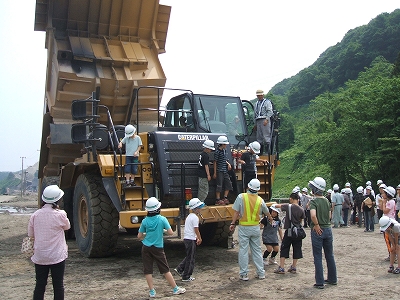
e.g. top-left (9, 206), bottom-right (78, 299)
top-left (194, 95), bottom-right (246, 144)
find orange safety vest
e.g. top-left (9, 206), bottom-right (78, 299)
top-left (239, 193), bottom-right (263, 226)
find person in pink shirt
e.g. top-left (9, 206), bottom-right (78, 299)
top-left (28, 185), bottom-right (70, 300)
top-left (382, 186), bottom-right (397, 264)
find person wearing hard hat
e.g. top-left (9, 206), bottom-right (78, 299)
top-left (197, 140), bottom-right (215, 202)
top-left (361, 185), bottom-right (376, 232)
top-left (254, 90), bottom-right (273, 155)
top-left (378, 216), bottom-right (400, 274)
top-left (308, 176), bottom-right (337, 289)
top-left (138, 197), bottom-right (186, 297)
top-left (331, 184), bottom-right (345, 228)
top-left (118, 124), bottom-right (143, 187)
top-left (28, 185), bottom-right (71, 299)
top-left (174, 198), bottom-right (205, 282)
top-left (353, 186), bottom-right (365, 227)
top-left (237, 141), bottom-right (267, 190)
top-left (229, 178), bottom-right (273, 281)
top-left (300, 187), bottom-right (312, 228)
top-left (213, 136), bottom-right (233, 205)
top-left (382, 186), bottom-right (397, 264)
top-left (375, 182), bottom-right (386, 220)
top-left (271, 192), bottom-right (305, 275)
top-left (260, 205), bottom-right (283, 266)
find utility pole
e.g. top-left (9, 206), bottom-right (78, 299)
top-left (20, 157), bottom-right (25, 198)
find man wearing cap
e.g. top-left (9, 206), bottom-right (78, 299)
top-left (254, 90), bottom-right (273, 155)
top-left (229, 179), bottom-right (273, 281)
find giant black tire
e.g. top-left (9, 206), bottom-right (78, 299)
top-left (199, 221), bottom-right (231, 247)
top-left (73, 173), bottom-right (119, 257)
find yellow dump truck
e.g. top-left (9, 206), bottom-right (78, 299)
top-left (35, 0), bottom-right (280, 257)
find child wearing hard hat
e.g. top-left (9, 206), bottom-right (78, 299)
top-left (138, 197), bottom-right (186, 297)
top-left (118, 124), bottom-right (142, 187)
top-left (174, 198), bottom-right (205, 282)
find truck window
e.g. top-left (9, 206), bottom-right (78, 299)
top-left (163, 95), bottom-right (194, 129)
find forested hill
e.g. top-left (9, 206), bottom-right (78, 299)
top-left (270, 9), bottom-right (400, 109)
top-left (268, 9), bottom-right (400, 197)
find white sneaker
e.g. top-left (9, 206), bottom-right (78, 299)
top-left (172, 286), bottom-right (186, 295)
top-left (239, 274), bottom-right (249, 281)
top-left (182, 276), bottom-right (195, 282)
top-left (263, 259), bottom-right (269, 266)
top-left (269, 257), bottom-right (278, 265)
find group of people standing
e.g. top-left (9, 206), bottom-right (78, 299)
top-left (228, 176), bottom-right (337, 289)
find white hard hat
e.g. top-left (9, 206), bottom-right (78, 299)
top-left (366, 180), bottom-right (371, 186)
top-left (302, 187), bottom-right (308, 193)
top-left (377, 179), bottom-right (383, 186)
top-left (366, 185), bottom-right (372, 191)
top-left (344, 188), bottom-right (352, 194)
top-left (249, 141), bottom-right (261, 154)
top-left (248, 178), bottom-right (261, 191)
top-left (188, 198), bottom-right (205, 210)
top-left (216, 135), bottom-right (229, 145)
top-left (379, 216), bottom-right (396, 231)
top-left (124, 124), bottom-right (136, 137)
top-left (379, 183), bottom-right (387, 189)
top-left (202, 139), bottom-right (215, 150)
top-left (308, 177), bottom-right (326, 192)
top-left (333, 184), bottom-right (339, 191)
top-left (384, 186), bottom-right (396, 197)
top-left (270, 205), bottom-right (281, 214)
top-left (42, 185), bottom-right (64, 203)
top-left (345, 182), bottom-right (351, 187)
top-left (145, 197), bottom-right (161, 212)
top-left (326, 189), bottom-right (333, 194)
top-left (356, 186), bottom-right (363, 193)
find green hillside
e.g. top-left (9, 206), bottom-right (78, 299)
top-left (270, 10), bottom-right (400, 197)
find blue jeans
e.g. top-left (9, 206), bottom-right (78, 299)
top-left (311, 228), bottom-right (337, 286)
top-left (34, 260), bottom-right (65, 300)
top-left (364, 211), bottom-right (374, 231)
top-left (125, 156), bottom-right (139, 175)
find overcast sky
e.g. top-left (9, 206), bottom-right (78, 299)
top-left (0, 0), bottom-right (398, 172)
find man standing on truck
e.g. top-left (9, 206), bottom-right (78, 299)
top-left (229, 179), bottom-right (273, 280)
top-left (254, 90), bottom-right (274, 155)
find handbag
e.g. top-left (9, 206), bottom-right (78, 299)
top-left (21, 237), bottom-right (34, 257)
top-left (287, 204), bottom-right (306, 240)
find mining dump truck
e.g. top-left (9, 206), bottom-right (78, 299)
top-left (35, 0), bottom-right (280, 257)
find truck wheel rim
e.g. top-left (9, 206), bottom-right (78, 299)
top-left (78, 195), bottom-right (89, 237)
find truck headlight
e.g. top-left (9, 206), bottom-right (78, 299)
top-left (131, 216), bottom-right (139, 224)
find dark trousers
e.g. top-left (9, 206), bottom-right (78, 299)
top-left (303, 210), bottom-right (311, 227)
top-left (243, 171), bottom-right (256, 191)
top-left (177, 239), bottom-right (197, 280)
top-left (34, 260), bottom-right (65, 300)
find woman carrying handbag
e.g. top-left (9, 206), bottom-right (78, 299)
top-left (28, 185), bottom-right (70, 300)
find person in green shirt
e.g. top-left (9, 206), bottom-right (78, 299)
top-left (309, 176), bottom-right (337, 289)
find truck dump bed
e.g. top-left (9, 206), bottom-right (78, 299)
top-left (35, 0), bottom-right (170, 177)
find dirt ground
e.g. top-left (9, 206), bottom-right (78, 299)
top-left (1, 194), bottom-right (400, 300)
